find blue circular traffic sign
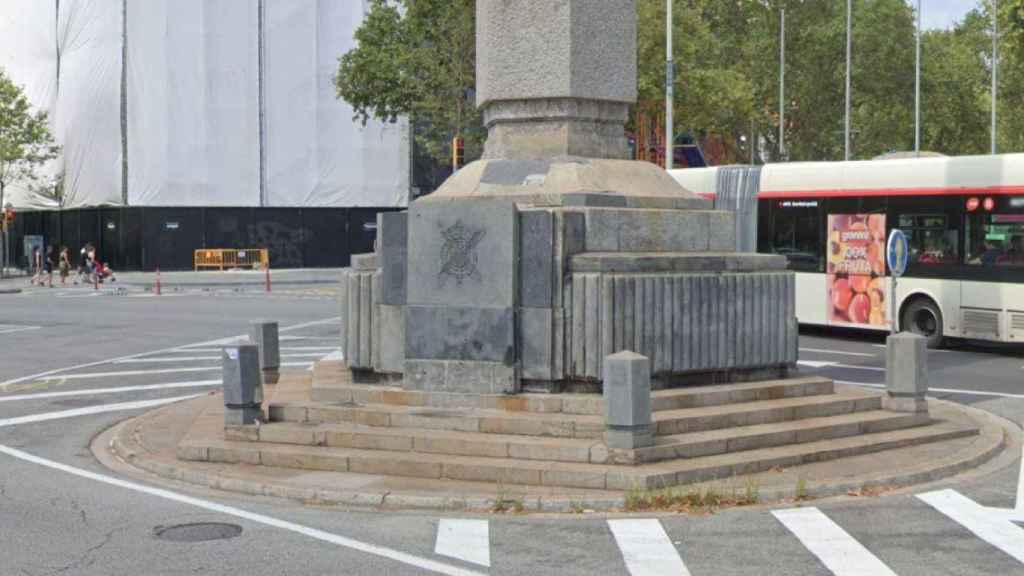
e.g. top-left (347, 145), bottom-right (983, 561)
top-left (887, 229), bottom-right (909, 277)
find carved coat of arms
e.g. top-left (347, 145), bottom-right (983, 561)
top-left (439, 219), bottom-right (486, 285)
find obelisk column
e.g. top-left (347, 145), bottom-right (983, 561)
top-left (476, 0), bottom-right (637, 160)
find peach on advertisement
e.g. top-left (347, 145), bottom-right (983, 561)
top-left (848, 293), bottom-right (871, 324)
top-left (831, 277), bottom-right (853, 312)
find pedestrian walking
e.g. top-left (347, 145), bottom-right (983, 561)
top-left (58, 246), bottom-right (70, 286)
top-left (29, 247), bottom-right (42, 285)
top-left (44, 245), bottom-right (56, 287)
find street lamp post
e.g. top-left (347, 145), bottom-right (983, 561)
top-left (915, 0), bottom-right (921, 156)
top-left (779, 8), bottom-right (785, 161)
top-left (665, 0), bottom-right (673, 170)
top-left (992, 0), bottom-right (999, 155)
top-left (844, 0), bottom-right (852, 161)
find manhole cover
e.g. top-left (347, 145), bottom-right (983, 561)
top-left (154, 523), bottom-right (243, 543)
top-left (51, 398), bottom-right (103, 407)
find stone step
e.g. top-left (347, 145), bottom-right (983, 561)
top-left (305, 374), bottom-right (834, 416)
top-left (184, 419), bottom-right (977, 490)
top-left (269, 385), bottom-right (880, 440)
top-left (233, 409), bottom-right (927, 466)
top-left (652, 386), bottom-right (882, 435)
top-left (650, 376), bottom-right (833, 412)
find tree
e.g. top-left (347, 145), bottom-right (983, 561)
top-left (335, 0), bottom-right (482, 167)
top-left (0, 68), bottom-right (59, 275)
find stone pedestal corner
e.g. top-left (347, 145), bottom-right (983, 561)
top-left (603, 351), bottom-right (654, 449)
top-left (884, 332), bottom-right (929, 414)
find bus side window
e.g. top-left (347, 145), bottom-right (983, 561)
top-left (967, 211), bottom-right (1024, 267)
top-left (766, 202), bottom-right (821, 272)
top-left (891, 201), bottom-right (961, 267)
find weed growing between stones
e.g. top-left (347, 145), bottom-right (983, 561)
top-left (795, 477), bottom-right (809, 501)
top-left (624, 479), bottom-right (761, 513)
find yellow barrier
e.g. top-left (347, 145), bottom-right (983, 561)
top-left (194, 248), bottom-right (270, 271)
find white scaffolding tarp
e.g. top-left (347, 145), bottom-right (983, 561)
top-left (263, 0), bottom-right (409, 207)
top-left (56, 0), bottom-right (122, 208)
top-left (0, 1), bottom-right (59, 209)
top-left (0, 0), bottom-right (409, 209)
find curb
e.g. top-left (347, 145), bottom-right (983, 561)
top-left (101, 397), bottom-right (1017, 514)
top-left (0, 287), bottom-right (22, 294)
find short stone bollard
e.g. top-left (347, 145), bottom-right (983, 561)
top-left (223, 344), bottom-right (263, 425)
top-left (603, 351), bottom-right (654, 449)
top-left (884, 332), bottom-right (929, 413)
top-left (250, 319), bottom-right (280, 385)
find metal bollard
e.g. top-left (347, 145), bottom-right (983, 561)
top-left (884, 332), bottom-right (929, 413)
top-left (223, 344), bottom-right (263, 425)
top-left (250, 319), bottom-right (280, 385)
top-left (603, 351), bottom-right (654, 449)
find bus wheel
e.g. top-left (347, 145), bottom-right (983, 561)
top-left (901, 298), bottom-right (944, 348)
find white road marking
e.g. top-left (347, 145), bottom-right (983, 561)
top-left (798, 361), bottom-right (885, 372)
top-left (773, 507), bottom-right (897, 576)
top-left (1017, 443), bottom-right (1024, 512)
top-left (608, 519), bottom-right (690, 576)
top-left (0, 444), bottom-right (484, 576)
top-left (166, 346), bottom-right (339, 354)
top-left (320, 351), bottom-right (345, 362)
top-left (774, 506), bottom-right (897, 573)
top-left (115, 352), bottom-right (330, 364)
top-left (435, 519), bottom-right (490, 567)
top-left (0, 381), bottom-right (220, 403)
top-left (918, 489), bottom-right (1024, 565)
top-left (836, 380), bottom-right (1024, 400)
top-left (870, 344), bottom-right (950, 353)
top-left (800, 348), bottom-right (877, 358)
top-left (281, 362), bottom-right (313, 368)
top-left (0, 324), bottom-right (41, 335)
top-left (41, 366), bottom-right (220, 381)
top-left (0, 394), bottom-right (202, 428)
top-left (281, 346), bottom-right (340, 352)
top-left (115, 356), bottom-right (221, 364)
top-left (0, 316), bottom-right (340, 391)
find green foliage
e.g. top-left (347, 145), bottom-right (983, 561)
top-left (335, 0), bottom-right (482, 166)
top-left (337, 0), bottom-right (1021, 171)
top-left (0, 67), bottom-right (59, 206)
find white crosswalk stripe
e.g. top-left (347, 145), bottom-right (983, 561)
top-left (608, 519), bottom-right (690, 576)
top-left (918, 489), bottom-right (1024, 565)
top-left (773, 507), bottom-right (898, 576)
top-left (435, 519), bottom-right (490, 567)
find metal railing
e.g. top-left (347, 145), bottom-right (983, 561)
top-left (194, 248), bottom-right (269, 271)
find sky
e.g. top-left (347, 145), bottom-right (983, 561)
top-left (917, 0), bottom-right (981, 30)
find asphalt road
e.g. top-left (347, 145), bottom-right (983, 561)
top-left (1, 282), bottom-right (1023, 576)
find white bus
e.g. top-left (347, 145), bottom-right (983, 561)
top-left (670, 154), bottom-right (1024, 347)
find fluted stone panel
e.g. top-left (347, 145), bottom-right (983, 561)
top-left (564, 272), bottom-right (797, 380)
top-left (340, 267), bottom-right (378, 370)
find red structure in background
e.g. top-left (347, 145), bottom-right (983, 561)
top-left (631, 101), bottom-right (726, 168)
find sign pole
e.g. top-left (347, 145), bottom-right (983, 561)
top-left (890, 275), bottom-right (897, 334)
top-left (887, 229), bottom-right (908, 335)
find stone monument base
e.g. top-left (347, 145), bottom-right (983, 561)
top-left (340, 158), bottom-right (798, 394)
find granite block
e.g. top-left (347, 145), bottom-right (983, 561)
top-left (405, 305), bottom-right (515, 364)
top-left (377, 212), bottom-right (408, 305)
top-left (520, 209), bottom-right (554, 307)
top-left (520, 307), bottom-right (553, 380)
top-left (407, 198), bottom-right (517, 308)
top-left (377, 304), bottom-right (405, 373)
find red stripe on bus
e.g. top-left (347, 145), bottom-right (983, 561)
top-left (756, 185), bottom-right (1024, 199)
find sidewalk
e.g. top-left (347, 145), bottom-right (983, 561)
top-left (0, 268), bottom-right (344, 291)
top-left (95, 369), bottom-right (1019, 514)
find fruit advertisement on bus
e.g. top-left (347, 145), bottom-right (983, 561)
top-left (826, 214), bottom-right (887, 327)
